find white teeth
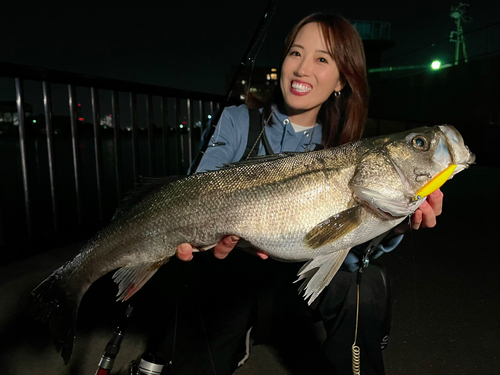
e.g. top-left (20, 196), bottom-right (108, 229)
top-left (292, 82), bottom-right (312, 92)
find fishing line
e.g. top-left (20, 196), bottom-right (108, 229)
top-left (408, 216), bottom-right (422, 375)
top-left (352, 283), bottom-right (361, 375)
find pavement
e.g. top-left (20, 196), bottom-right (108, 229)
top-left (1, 165), bottom-right (499, 375)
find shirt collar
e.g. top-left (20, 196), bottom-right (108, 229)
top-left (272, 104), bottom-right (323, 141)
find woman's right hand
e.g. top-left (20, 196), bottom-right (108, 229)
top-left (176, 235), bottom-right (269, 261)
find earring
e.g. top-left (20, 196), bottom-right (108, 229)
top-left (334, 91), bottom-right (341, 98)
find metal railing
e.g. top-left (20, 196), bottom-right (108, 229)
top-left (0, 62), bottom-right (223, 259)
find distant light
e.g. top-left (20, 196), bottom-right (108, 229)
top-left (241, 80), bottom-right (246, 85)
top-left (78, 103), bottom-right (81, 107)
top-left (78, 117), bottom-right (84, 121)
top-left (208, 115), bottom-right (212, 119)
top-left (271, 68), bottom-right (277, 72)
top-left (431, 60), bottom-right (441, 70)
top-left (32, 120), bottom-right (36, 123)
top-left (104, 126), bottom-right (108, 129)
top-left (179, 124), bottom-right (184, 129)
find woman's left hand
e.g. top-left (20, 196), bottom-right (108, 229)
top-left (394, 189), bottom-right (444, 233)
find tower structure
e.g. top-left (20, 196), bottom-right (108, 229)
top-left (450, 3), bottom-right (471, 65)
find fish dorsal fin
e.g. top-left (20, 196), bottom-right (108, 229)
top-left (303, 205), bottom-right (361, 249)
top-left (295, 248), bottom-right (351, 304)
top-left (112, 176), bottom-right (183, 221)
top-left (112, 259), bottom-right (168, 301)
top-left (217, 152), bottom-right (301, 170)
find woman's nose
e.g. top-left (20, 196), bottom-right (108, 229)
top-left (294, 58), bottom-right (312, 77)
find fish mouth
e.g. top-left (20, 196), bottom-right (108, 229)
top-left (439, 125), bottom-right (475, 167)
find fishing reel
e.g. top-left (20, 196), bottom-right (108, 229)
top-left (129, 353), bottom-right (168, 375)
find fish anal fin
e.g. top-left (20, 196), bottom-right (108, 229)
top-left (112, 259), bottom-right (167, 301)
top-left (304, 206), bottom-right (361, 249)
top-left (295, 248), bottom-right (351, 305)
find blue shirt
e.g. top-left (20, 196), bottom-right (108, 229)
top-left (193, 104), bottom-right (402, 271)
top-left (196, 105), bottom-right (323, 173)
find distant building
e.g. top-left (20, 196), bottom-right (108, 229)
top-left (0, 101), bottom-right (35, 134)
top-left (0, 101), bottom-right (32, 125)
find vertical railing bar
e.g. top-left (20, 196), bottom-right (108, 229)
top-left (146, 94), bottom-right (156, 176)
top-left (201, 101), bottom-right (208, 135)
top-left (161, 97), bottom-right (169, 176)
top-left (68, 84), bottom-right (82, 225)
top-left (91, 87), bottom-right (104, 220)
top-left (175, 98), bottom-right (183, 174)
top-left (112, 90), bottom-right (122, 203)
top-left (209, 101), bottom-right (214, 118)
top-left (130, 93), bottom-right (139, 184)
top-left (198, 100), bottom-right (204, 136)
top-left (186, 98), bottom-right (194, 167)
top-left (15, 78), bottom-right (32, 237)
top-left (42, 81), bottom-right (58, 230)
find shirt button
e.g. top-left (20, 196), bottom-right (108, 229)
top-left (283, 119), bottom-right (290, 125)
top-left (305, 133), bottom-right (310, 137)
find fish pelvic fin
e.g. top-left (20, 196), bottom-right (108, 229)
top-left (295, 249), bottom-right (351, 305)
top-left (303, 206), bottom-right (361, 249)
top-left (31, 270), bottom-right (79, 364)
top-left (113, 259), bottom-right (167, 301)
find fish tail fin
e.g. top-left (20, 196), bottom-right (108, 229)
top-left (295, 248), bottom-right (350, 305)
top-left (31, 270), bottom-right (81, 364)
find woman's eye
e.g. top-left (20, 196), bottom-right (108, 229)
top-left (318, 57), bottom-right (328, 63)
top-left (289, 51), bottom-right (300, 56)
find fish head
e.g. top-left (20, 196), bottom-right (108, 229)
top-left (350, 125), bottom-right (475, 217)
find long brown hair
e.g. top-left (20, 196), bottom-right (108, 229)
top-left (267, 13), bottom-right (368, 147)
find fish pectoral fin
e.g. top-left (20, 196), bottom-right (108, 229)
top-left (112, 259), bottom-right (167, 301)
top-left (295, 248), bottom-right (350, 305)
top-left (303, 206), bottom-right (361, 249)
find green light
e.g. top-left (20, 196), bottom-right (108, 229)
top-left (431, 61), bottom-right (441, 70)
top-left (32, 120), bottom-right (36, 123)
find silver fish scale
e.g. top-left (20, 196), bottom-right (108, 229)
top-left (148, 145), bottom-right (365, 261)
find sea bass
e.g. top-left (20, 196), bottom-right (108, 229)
top-left (32, 125), bottom-right (474, 363)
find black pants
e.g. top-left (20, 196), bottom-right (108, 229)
top-left (141, 250), bottom-right (391, 375)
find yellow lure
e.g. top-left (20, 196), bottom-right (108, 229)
top-left (414, 164), bottom-right (457, 200)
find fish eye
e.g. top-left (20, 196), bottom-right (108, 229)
top-left (412, 136), bottom-right (429, 150)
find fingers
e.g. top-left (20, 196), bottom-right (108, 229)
top-left (255, 250), bottom-right (269, 260)
top-left (213, 235), bottom-right (240, 259)
top-left (176, 243), bottom-right (194, 261)
top-left (412, 189), bottom-right (444, 230)
top-left (426, 189), bottom-right (444, 216)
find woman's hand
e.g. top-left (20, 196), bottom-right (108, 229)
top-left (394, 189), bottom-right (444, 233)
top-left (176, 235), bottom-right (269, 261)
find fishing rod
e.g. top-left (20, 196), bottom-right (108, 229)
top-left (95, 304), bottom-right (134, 375)
top-left (189, 0), bottom-right (280, 174)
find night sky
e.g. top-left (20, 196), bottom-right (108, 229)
top-left (2, 0), bottom-right (499, 95)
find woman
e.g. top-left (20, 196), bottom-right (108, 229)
top-left (158, 13), bottom-right (443, 375)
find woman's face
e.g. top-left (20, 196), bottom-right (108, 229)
top-left (280, 22), bottom-right (343, 119)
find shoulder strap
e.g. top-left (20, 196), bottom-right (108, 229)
top-left (241, 108), bottom-right (273, 161)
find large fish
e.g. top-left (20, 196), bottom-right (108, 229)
top-left (32, 125), bottom-right (474, 363)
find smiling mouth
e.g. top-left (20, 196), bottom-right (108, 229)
top-left (291, 81), bottom-right (312, 93)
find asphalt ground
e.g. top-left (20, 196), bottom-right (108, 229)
top-left (1, 165), bottom-right (498, 375)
